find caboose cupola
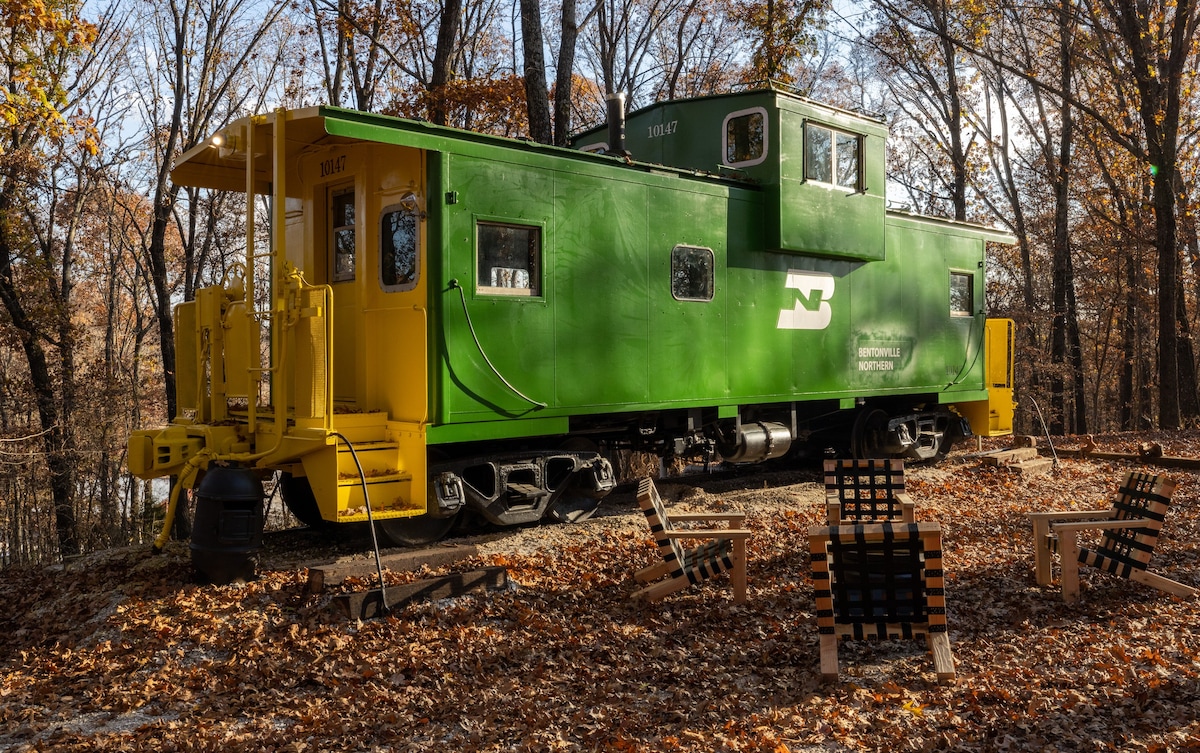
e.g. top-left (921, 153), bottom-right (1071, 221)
top-left (573, 86), bottom-right (889, 262)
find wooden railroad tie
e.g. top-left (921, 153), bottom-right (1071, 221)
top-left (305, 543), bottom-right (483, 593)
top-left (1023, 435), bottom-right (1200, 471)
top-left (333, 566), bottom-right (509, 620)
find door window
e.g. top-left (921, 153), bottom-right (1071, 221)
top-left (331, 186), bottom-right (356, 282)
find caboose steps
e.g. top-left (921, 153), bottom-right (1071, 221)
top-left (333, 434), bottom-right (419, 520)
top-left (335, 438), bottom-right (401, 477)
top-left (335, 470), bottom-right (417, 521)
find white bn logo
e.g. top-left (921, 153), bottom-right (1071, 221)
top-left (777, 270), bottom-right (834, 330)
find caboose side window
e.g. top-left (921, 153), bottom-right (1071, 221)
top-left (805, 123), bottom-right (861, 190)
top-left (722, 107), bottom-right (768, 167)
top-left (380, 204), bottom-right (419, 291)
top-left (331, 186), bottom-right (356, 282)
top-left (476, 221), bottom-right (541, 297)
top-left (671, 245), bottom-right (714, 301)
top-left (950, 271), bottom-right (974, 316)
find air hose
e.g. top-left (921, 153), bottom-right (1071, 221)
top-left (331, 432), bottom-right (391, 615)
top-left (448, 278), bottom-right (546, 409)
top-left (1028, 397), bottom-right (1060, 468)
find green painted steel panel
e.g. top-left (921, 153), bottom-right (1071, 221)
top-left (551, 174), bottom-right (651, 406)
top-left (772, 97), bottom-right (887, 260)
top-left (645, 185), bottom-right (729, 403)
top-left (430, 143), bottom-right (744, 430)
top-left (439, 153), bottom-right (556, 418)
top-left (322, 103), bottom-right (1006, 444)
top-left (426, 416), bottom-right (570, 444)
top-left (771, 180), bottom-right (887, 260)
top-left (714, 211), bottom-right (994, 404)
top-left (622, 95), bottom-right (762, 177)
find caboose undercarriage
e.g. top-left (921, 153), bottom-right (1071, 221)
top-left (265, 397), bottom-right (969, 544)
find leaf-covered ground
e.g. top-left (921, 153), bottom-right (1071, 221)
top-left (3, 438), bottom-right (1200, 752)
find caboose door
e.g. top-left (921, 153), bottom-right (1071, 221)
top-left (327, 179), bottom-right (361, 404)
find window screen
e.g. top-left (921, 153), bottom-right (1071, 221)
top-left (836, 133), bottom-right (860, 188)
top-left (477, 222), bottom-right (541, 296)
top-left (805, 126), bottom-right (833, 184)
top-left (671, 245), bottom-right (714, 301)
top-left (381, 204), bottom-right (419, 291)
top-left (723, 108), bottom-right (767, 166)
top-left (806, 124), bottom-right (861, 190)
top-left (950, 272), bottom-right (974, 316)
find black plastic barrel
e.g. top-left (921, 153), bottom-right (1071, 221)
top-left (190, 465), bottom-right (265, 584)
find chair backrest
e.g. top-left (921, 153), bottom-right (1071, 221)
top-left (637, 477), bottom-right (687, 569)
top-left (824, 458), bottom-right (909, 522)
top-left (1093, 471), bottom-right (1178, 575)
top-left (811, 521), bottom-right (946, 638)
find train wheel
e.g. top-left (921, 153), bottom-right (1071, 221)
top-left (851, 409), bottom-right (891, 459)
top-left (279, 473), bottom-right (326, 528)
top-left (926, 415), bottom-right (959, 462)
top-left (377, 513), bottom-right (460, 547)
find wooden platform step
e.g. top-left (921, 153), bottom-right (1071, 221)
top-left (981, 447), bottom-right (1039, 466)
top-left (1004, 458), bottom-right (1054, 476)
top-left (978, 443), bottom-right (1053, 476)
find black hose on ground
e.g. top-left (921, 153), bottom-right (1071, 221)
top-left (331, 432), bottom-right (390, 616)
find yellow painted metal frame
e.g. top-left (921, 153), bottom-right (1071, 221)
top-left (955, 318), bottom-right (1017, 437)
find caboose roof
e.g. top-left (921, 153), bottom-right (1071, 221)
top-left (172, 95), bottom-right (1013, 249)
top-left (170, 105), bottom-right (747, 196)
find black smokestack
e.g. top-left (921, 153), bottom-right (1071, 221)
top-left (606, 92), bottom-right (629, 158)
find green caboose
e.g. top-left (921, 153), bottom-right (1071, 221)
top-left (128, 85), bottom-right (1014, 553)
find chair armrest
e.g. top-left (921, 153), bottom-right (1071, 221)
top-left (1027, 509), bottom-right (1113, 522)
top-left (809, 521), bottom-right (943, 538)
top-left (666, 529), bottom-right (753, 540)
top-left (668, 512), bottom-right (746, 524)
top-left (826, 500), bottom-right (842, 525)
top-left (1048, 517), bottom-right (1154, 533)
top-left (894, 491), bottom-right (916, 505)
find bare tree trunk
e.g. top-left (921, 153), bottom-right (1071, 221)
top-left (147, 0), bottom-right (189, 426)
top-left (0, 189), bottom-right (79, 558)
top-left (1048, 0), bottom-right (1085, 433)
top-left (430, 0), bottom-right (463, 125)
top-left (1153, 168), bottom-right (1182, 428)
top-left (1099, 0), bottom-right (1199, 428)
top-left (1120, 252), bottom-right (1140, 430)
top-left (553, 0), bottom-right (580, 146)
top-left (1058, 7), bottom-right (1087, 434)
top-left (940, 30), bottom-right (967, 222)
top-left (520, 0), bottom-right (553, 143)
top-left (1175, 257), bottom-right (1200, 420)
